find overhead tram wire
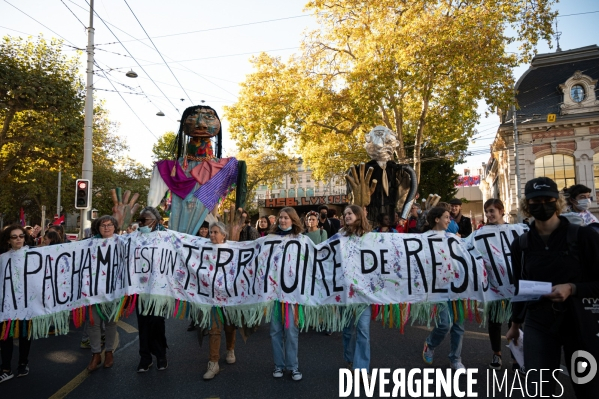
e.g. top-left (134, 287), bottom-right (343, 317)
top-left (3, 0), bottom-right (78, 46)
top-left (96, 14), bottom-right (312, 45)
top-left (68, 0), bottom-right (238, 101)
top-left (60, 0), bottom-right (86, 30)
top-left (123, 0), bottom-right (193, 103)
top-left (96, 64), bottom-right (159, 141)
top-left (84, 1), bottom-right (181, 114)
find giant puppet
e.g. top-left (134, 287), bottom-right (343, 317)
top-left (346, 126), bottom-right (418, 223)
top-left (148, 105), bottom-right (247, 234)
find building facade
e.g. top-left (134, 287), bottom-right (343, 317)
top-left (254, 160), bottom-right (348, 216)
top-left (482, 45), bottom-right (599, 221)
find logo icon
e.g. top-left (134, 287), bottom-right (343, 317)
top-left (533, 183), bottom-right (551, 190)
top-left (571, 350), bottom-right (597, 384)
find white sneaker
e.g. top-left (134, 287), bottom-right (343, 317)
top-left (451, 361), bottom-right (466, 370)
top-left (272, 367), bottom-right (284, 378)
top-left (203, 361), bottom-right (219, 380)
top-left (226, 350), bottom-right (236, 364)
top-left (291, 368), bottom-right (303, 381)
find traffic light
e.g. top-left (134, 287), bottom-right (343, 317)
top-left (75, 179), bottom-right (91, 209)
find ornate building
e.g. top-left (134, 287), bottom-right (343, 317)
top-left (482, 45), bottom-right (599, 221)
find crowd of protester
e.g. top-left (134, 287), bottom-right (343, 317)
top-left (1, 176), bottom-right (598, 397)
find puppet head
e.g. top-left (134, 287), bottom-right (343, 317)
top-left (364, 126), bottom-right (398, 163)
top-left (175, 105), bottom-right (223, 159)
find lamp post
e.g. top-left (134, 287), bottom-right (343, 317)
top-left (79, 0), bottom-right (95, 239)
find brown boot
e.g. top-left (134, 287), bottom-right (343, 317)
top-left (87, 353), bottom-right (102, 372)
top-left (104, 351), bottom-right (114, 368)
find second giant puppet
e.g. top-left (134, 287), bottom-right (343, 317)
top-left (346, 126), bottom-right (418, 224)
top-left (148, 105), bottom-right (247, 234)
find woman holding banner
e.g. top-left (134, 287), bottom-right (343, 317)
top-left (202, 221), bottom-right (238, 380)
top-left (341, 205), bottom-right (373, 376)
top-left (269, 207), bottom-right (304, 381)
top-left (422, 207), bottom-right (466, 371)
top-left (478, 199), bottom-right (522, 372)
top-left (87, 215), bottom-right (120, 372)
top-left (0, 225), bottom-right (33, 383)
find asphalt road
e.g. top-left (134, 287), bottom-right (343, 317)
top-left (0, 317), bottom-right (579, 399)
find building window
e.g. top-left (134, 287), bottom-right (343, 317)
top-left (534, 154), bottom-right (575, 190)
top-left (571, 84), bottom-right (585, 103)
top-left (593, 153), bottom-right (599, 191)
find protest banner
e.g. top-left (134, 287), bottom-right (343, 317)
top-left (1, 230), bottom-right (505, 339)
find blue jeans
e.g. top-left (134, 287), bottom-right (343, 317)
top-left (425, 305), bottom-right (464, 363)
top-left (343, 306), bottom-right (371, 372)
top-left (270, 308), bottom-right (299, 370)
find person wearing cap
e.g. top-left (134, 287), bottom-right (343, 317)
top-left (506, 177), bottom-right (599, 397)
top-left (448, 198), bottom-right (472, 238)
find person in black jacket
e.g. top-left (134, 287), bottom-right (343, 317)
top-left (448, 198), bottom-right (472, 237)
top-left (506, 177), bottom-right (599, 397)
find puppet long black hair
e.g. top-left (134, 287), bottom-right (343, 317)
top-left (172, 105), bottom-right (223, 159)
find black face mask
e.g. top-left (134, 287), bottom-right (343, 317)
top-left (320, 212), bottom-right (327, 219)
top-left (528, 202), bottom-right (557, 222)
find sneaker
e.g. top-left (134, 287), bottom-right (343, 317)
top-left (272, 367), bottom-right (284, 378)
top-left (80, 339), bottom-right (91, 349)
top-left (157, 358), bottom-right (168, 371)
top-left (17, 365), bottom-right (29, 377)
top-left (203, 361), bottom-right (219, 380)
top-left (422, 342), bottom-right (434, 365)
top-left (451, 361), bottom-right (466, 371)
top-left (291, 368), bottom-right (303, 381)
top-left (137, 362), bottom-right (153, 373)
top-left (0, 370), bottom-right (14, 384)
top-left (226, 350), bottom-right (236, 364)
top-left (489, 354), bottom-right (502, 370)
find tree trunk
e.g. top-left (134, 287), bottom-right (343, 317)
top-left (392, 105), bottom-right (405, 160)
top-left (0, 106), bottom-right (17, 146)
top-left (413, 75), bottom-right (433, 182)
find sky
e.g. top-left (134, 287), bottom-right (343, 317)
top-left (1, 0), bottom-right (598, 177)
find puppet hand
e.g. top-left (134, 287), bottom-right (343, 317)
top-left (345, 164), bottom-right (376, 207)
top-left (111, 188), bottom-right (141, 231)
top-left (228, 205), bottom-right (246, 241)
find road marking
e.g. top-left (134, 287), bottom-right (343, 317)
top-left (117, 320), bottom-right (138, 333)
top-left (49, 333), bottom-right (135, 399)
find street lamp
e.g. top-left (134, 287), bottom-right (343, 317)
top-left (125, 70), bottom-right (138, 78)
top-left (156, 111), bottom-right (165, 117)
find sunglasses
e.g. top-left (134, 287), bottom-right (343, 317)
top-left (10, 234), bottom-right (25, 239)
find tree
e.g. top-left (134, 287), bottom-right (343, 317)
top-left (152, 131), bottom-right (176, 162)
top-left (225, 0), bottom-right (556, 181)
top-left (0, 35), bottom-right (84, 182)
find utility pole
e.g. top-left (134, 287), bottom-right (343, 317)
top-left (512, 104), bottom-right (522, 222)
top-left (80, 0), bottom-right (94, 238)
top-left (57, 165), bottom-right (62, 218)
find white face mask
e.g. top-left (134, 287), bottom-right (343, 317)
top-left (576, 198), bottom-right (591, 211)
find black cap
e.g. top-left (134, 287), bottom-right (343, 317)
top-left (448, 198), bottom-right (462, 205)
top-left (525, 177), bottom-right (559, 199)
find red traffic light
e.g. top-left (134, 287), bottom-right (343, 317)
top-left (78, 181), bottom-right (87, 189)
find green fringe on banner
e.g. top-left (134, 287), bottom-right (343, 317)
top-left (484, 299), bottom-right (511, 324)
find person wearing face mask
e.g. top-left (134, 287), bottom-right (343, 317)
top-left (565, 184), bottom-right (599, 226)
top-left (317, 205), bottom-right (339, 238)
top-left (268, 207), bottom-right (304, 381)
top-left (506, 177), bottom-right (599, 397)
top-left (135, 207), bottom-right (169, 373)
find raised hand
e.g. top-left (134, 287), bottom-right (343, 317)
top-left (111, 188), bottom-right (141, 231)
top-left (345, 163), bottom-right (377, 207)
top-left (227, 205), bottom-right (247, 241)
